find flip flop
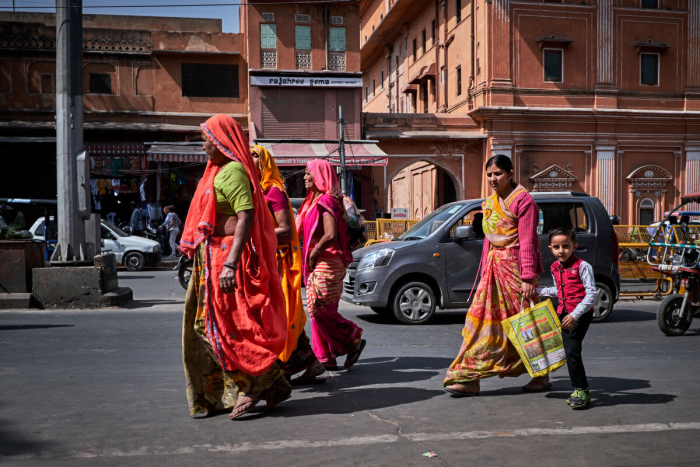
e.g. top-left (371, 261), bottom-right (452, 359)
top-left (230, 395), bottom-right (261, 420)
top-left (322, 362), bottom-right (340, 371)
top-left (344, 339), bottom-right (367, 368)
top-left (522, 382), bottom-right (552, 393)
top-left (444, 384), bottom-right (479, 397)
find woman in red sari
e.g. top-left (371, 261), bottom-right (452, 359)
top-left (296, 159), bottom-right (367, 371)
top-left (181, 115), bottom-right (291, 419)
top-left (444, 155), bottom-right (547, 396)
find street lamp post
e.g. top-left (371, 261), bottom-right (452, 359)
top-left (53, 0), bottom-right (92, 264)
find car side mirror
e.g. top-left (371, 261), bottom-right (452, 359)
top-left (455, 225), bottom-right (475, 240)
top-left (122, 226), bottom-right (132, 236)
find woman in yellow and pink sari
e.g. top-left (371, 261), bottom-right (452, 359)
top-left (250, 144), bottom-right (326, 383)
top-left (444, 155), bottom-right (545, 396)
top-left (296, 159), bottom-right (367, 371)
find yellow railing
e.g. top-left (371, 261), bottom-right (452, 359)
top-left (364, 219), bottom-right (420, 241)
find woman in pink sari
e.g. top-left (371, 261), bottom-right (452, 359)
top-left (296, 160), bottom-right (367, 371)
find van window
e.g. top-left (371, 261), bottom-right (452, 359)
top-left (448, 208), bottom-right (484, 239)
top-left (538, 202), bottom-right (589, 235)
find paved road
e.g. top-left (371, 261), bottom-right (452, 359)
top-left (1, 269), bottom-right (699, 466)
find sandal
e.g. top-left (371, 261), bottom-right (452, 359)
top-left (292, 361), bottom-right (327, 385)
top-left (522, 376), bottom-right (552, 393)
top-left (230, 392), bottom-right (262, 420)
top-left (344, 339), bottom-right (367, 368)
top-left (322, 360), bottom-right (339, 371)
top-left (445, 382), bottom-right (480, 397)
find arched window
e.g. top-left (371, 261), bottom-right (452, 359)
top-left (639, 198), bottom-right (655, 225)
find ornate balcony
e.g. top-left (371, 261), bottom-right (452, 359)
top-left (329, 52), bottom-right (346, 71)
top-left (261, 49), bottom-right (277, 69)
top-left (295, 51), bottom-right (311, 70)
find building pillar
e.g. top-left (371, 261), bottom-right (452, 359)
top-left (596, 144), bottom-right (616, 216)
top-left (489, 0), bottom-right (513, 102)
top-left (686, 3), bottom-right (700, 109)
top-left (686, 146), bottom-right (700, 210)
top-left (595, 0), bottom-right (617, 108)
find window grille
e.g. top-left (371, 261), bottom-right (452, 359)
top-left (262, 12), bottom-right (274, 21)
top-left (295, 14), bottom-right (310, 23)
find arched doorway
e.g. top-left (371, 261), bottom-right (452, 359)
top-left (387, 160), bottom-right (458, 219)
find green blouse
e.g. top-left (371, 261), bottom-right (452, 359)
top-left (213, 161), bottom-right (254, 215)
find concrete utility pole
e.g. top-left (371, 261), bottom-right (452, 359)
top-left (53, 0), bottom-right (91, 264)
top-left (338, 105), bottom-right (347, 196)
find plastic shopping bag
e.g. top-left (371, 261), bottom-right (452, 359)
top-left (502, 299), bottom-right (567, 378)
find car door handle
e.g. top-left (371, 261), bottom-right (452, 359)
top-left (577, 244), bottom-right (588, 252)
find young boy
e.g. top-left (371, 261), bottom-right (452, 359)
top-left (536, 227), bottom-right (598, 409)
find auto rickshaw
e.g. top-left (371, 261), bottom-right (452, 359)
top-left (647, 192), bottom-right (700, 335)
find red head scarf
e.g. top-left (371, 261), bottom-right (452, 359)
top-left (180, 114), bottom-right (286, 376)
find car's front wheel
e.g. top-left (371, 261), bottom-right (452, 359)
top-left (591, 282), bottom-right (613, 323)
top-left (392, 281), bottom-right (436, 325)
top-left (124, 252), bottom-right (146, 271)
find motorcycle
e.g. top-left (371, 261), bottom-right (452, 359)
top-left (648, 191), bottom-right (700, 336)
top-left (176, 254), bottom-right (193, 290)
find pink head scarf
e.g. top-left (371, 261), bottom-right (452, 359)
top-left (295, 159), bottom-right (351, 279)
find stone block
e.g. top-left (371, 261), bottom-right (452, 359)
top-left (101, 287), bottom-right (133, 307)
top-left (0, 293), bottom-right (32, 309)
top-left (32, 267), bottom-right (104, 309)
top-left (94, 254), bottom-right (119, 292)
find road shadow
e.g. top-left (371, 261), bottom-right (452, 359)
top-left (117, 275), bottom-right (156, 280)
top-left (0, 409), bottom-right (53, 459)
top-left (125, 299), bottom-right (184, 309)
top-left (0, 324), bottom-right (74, 331)
top-left (545, 376), bottom-right (676, 407)
top-left (264, 386), bottom-right (446, 418)
top-left (356, 311), bottom-right (467, 326)
top-left (601, 308), bottom-right (657, 323)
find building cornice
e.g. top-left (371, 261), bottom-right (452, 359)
top-left (470, 106), bottom-right (700, 124)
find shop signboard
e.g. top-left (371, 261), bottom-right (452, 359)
top-left (251, 75), bottom-right (362, 88)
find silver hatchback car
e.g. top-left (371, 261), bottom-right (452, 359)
top-left (342, 192), bottom-right (620, 325)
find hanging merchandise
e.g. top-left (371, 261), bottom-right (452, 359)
top-left (111, 157), bottom-right (122, 177)
top-left (112, 179), bottom-right (121, 195)
top-left (140, 179), bottom-right (147, 202)
top-left (97, 179), bottom-right (107, 195)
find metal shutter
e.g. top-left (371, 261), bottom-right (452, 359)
top-left (336, 89), bottom-right (356, 140)
top-left (262, 88), bottom-right (326, 139)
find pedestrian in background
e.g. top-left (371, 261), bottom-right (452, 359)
top-left (444, 154), bottom-right (545, 396)
top-left (251, 144), bottom-right (326, 384)
top-left (181, 114), bottom-right (290, 420)
top-left (296, 159), bottom-right (366, 371)
top-left (161, 205), bottom-right (181, 258)
top-left (537, 227), bottom-right (597, 409)
top-left (129, 201), bottom-right (143, 236)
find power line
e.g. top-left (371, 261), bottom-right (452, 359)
top-left (1, 0), bottom-right (357, 9)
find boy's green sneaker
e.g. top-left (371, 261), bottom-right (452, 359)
top-left (568, 388), bottom-right (591, 409)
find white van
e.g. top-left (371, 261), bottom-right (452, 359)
top-left (29, 217), bottom-right (162, 271)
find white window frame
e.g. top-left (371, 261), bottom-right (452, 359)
top-left (640, 53), bottom-right (660, 87)
top-left (542, 48), bottom-right (564, 83)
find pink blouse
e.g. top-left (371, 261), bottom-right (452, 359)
top-left (479, 191), bottom-right (543, 281)
top-left (264, 186), bottom-right (288, 214)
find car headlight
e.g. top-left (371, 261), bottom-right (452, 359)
top-left (357, 248), bottom-right (394, 271)
top-left (153, 244), bottom-right (161, 253)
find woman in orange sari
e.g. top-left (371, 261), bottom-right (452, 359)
top-left (444, 155), bottom-right (546, 396)
top-left (181, 115), bottom-right (291, 419)
top-left (250, 144), bottom-right (325, 383)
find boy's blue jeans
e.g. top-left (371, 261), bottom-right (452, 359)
top-left (561, 310), bottom-right (594, 389)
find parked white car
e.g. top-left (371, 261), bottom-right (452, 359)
top-left (29, 217), bottom-right (162, 271)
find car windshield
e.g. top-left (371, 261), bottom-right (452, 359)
top-left (397, 203), bottom-right (464, 240)
top-left (106, 223), bottom-right (129, 237)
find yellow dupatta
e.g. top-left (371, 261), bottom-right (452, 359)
top-left (482, 185), bottom-right (528, 249)
top-left (251, 144), bottom-right (306, 361)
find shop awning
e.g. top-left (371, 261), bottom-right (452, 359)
top-left (256, 142), bottom-right (388, 166)
top-left (146, 143), bottom-right (207, 163)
